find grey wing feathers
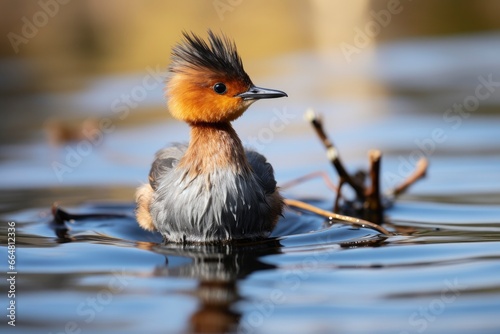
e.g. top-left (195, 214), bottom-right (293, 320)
top-left (149, 143), bottom-right (187, 191)
top-left (245, 150), bottom-right (277, 195)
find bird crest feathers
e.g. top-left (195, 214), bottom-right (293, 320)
top-left (169, 30), bottom-right (250, 84)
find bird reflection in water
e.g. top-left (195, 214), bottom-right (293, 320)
top-left (144, 240), bottom-right (281, 333)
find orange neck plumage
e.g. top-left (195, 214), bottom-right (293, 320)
top-left (178, 122), bottom-right (251, 176)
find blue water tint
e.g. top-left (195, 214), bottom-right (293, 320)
top-left (2, 32), bottom-right (500, 334)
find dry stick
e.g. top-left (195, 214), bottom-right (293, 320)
top-left (392, 158), bottom-right (429, 197)
top-left (305, 109), bottom-right (366, 200)
top-left (51, 203), bottom-right (128, 222)
top-left (333, 178), bottom-right (345, 212)
top-left (280, 170), bottom-right (338, 192)
top-left (284, 198), bottom-right (391, 235)
top-left (366, 150), bottom-right (383, 223)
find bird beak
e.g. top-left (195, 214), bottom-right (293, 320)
top-left (236, 85), bottom-right (288, 100)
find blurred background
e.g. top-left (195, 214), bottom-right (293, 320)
top-left (3, 3), bottom-right (500, 333)
top-left (1, 0), bottom-right (500, 211)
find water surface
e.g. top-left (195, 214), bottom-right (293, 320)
top-left (1, 33), bottom-right (500, 333)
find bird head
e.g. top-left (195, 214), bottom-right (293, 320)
top-left (166, 30), bottom-right (287, 124)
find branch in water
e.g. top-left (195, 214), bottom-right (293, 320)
top-left (305, 109), bottom-right (366, 200)
top-left (51, 203), bottom-right (128, 222)
top-left (391, 158), bottom-right (429, 197)
top-left (365, 150), bottom-right (383, 224)
top-left (284, 198), bottom-right (391, 235)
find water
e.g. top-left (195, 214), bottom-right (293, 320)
top-left (1, 33), bottom-right (500, 333)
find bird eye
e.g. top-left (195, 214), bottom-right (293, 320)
top-left (213, 83), bottom-right (227, 94)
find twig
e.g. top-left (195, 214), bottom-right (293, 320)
top-left (365, 150), bottom-right (383, 224)
top-left (391, 158), bottom-right (429, 197)
top-left (284, 198), bottom-right (391, 235)
top-left (305, 109), bottom-right (365, 200)
top-left (333, 178), bottom-right (345, 212)
top-left (280, 170), bottom-right (338, 192)
top-left (50, 203), bottom-right (130, 240)
top-left (51, 203), bottom-right (128, 222)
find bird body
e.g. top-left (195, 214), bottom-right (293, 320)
top-left (135, 31), bottom-right (286, 243)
